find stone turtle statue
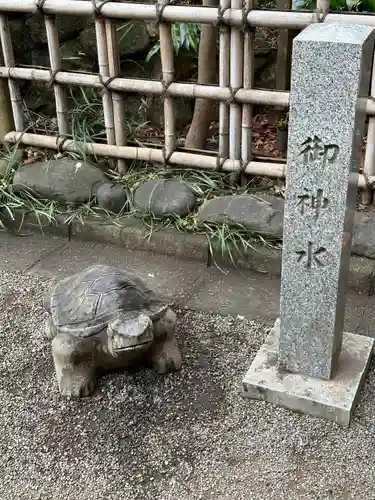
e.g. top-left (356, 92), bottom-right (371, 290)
top-left (44, 264), bottom-right (182, 397)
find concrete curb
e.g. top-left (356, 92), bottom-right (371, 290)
top-left (4, 211), bottom-right (375, 292)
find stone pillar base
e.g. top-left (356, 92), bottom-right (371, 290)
top-left (242, 321), bottom-right (374, 426)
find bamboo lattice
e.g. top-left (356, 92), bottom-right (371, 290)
top-left (1, 0), bottom-right (375, 195)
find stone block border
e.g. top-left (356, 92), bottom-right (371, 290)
top-left (6, 206), bottom-right (375, 295)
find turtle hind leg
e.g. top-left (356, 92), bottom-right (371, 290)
top-left (44, 286), bottom-right (58, 340)
top-left (51, 333), bottom-right (97, 398)
top-left (149, 308), bottom-right (182, 374)
top-left (45, 315), bottom-right (57, 341)
top-left (43, 289), bottom-right (52, 313)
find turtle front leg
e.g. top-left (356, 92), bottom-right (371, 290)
top-left (52, 333), bottom-right (97, 397)
top-left (149, 308), bottom-right (182, 374)
top-left (45, 315), bottom-right (57, 341)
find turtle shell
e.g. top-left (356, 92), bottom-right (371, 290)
top-left (50, 264), bottom-right (169, 337)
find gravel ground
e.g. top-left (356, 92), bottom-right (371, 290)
top-left (1, 270), bottom-right (375, 500)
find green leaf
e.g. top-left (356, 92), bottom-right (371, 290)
top-left (146, 42), bottom-right (160, 62)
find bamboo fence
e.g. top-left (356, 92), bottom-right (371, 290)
top-left (1, 1), bottom-right (375, 195)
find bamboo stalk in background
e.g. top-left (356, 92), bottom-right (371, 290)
top-left (6, 130), bottom-right (375, 189)
top-left (157, 0), bottom-right (176, 158)
top-left (241, 0), bottom-right (254, 165)
top-left (105, 18), bottom-right (127, 174)
top-left (229, 0), bottom-right (243, 168)
top-left (0, 14), bottom-right (23, 132)
top-left (94, 15), bottom-right (116, 148)
top-left (44, 15), bottom-right (69, 136)
top-left (184, 0), bottom-right (219, 150)
top-left (219, 0), bottom-right (230, 160)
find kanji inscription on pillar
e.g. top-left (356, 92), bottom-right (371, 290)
top-left (299, 136), bottom-right (340, 169)
top-left (297, 188), bottom-right (329, 218)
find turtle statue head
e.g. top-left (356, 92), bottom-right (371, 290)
top-left (108, 313), bottom-right (154, 355)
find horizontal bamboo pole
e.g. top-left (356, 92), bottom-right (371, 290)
top-left (5, 131), bottom-right (372, 188)
top-left (3, 130), bottom-right (286, 176)
top-left (0, 67), bottom-right (289, 107)
top-left (1, 67), bottom-right (374, 116)
top-left (0, 66), bottom-right (289, 105)
top-left (2, 1), bottom-right (375, 30)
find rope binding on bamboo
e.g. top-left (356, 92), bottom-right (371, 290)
top-left (315, 8), bottom-right (329, 22)
top-left (161, 79), bottom-right (172, 99)
top-left (241, 5), bottom-right (253, 34)
top-left (215, 155), bottom-right (227, 172)
top-left (98, 75), bottom-right (117, 94)
top-left (92, 0), bottom-right (112, 18)
top-left (36, 0), bottom-right (48, 14)
top-left (155, 0), bottom-right (169, 26)
top-left (47, 69), bottom-right (60, 88)
top-left (363, 170), bottom-right (375, 189)
top-left (216, 6), bottom-right (231, 29)
top-left (162, 149), bottom-right (174, 166)
top-left (226, 86), bottom-right (240, 105)
top-left (56, 134), bottom-right (71, 154)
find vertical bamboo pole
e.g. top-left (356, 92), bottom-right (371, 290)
top-left (95, 16), bottom-right (116, 148)
top-left (362, 55), bottom-right (375, 205)
top-left (0, 14), bottom-right (23, 133)
top-left (0, 50), bottom-right (14, 144)
top-left (105, 19), bottom-right (127, 174)
top-left (45, 15), bottom-right (69, 137)
top-left (241, 0), bottom-right (254, 166)
top-left (157, 0), bottom-right (176, 158)
top-left (272, 0), bottom-right (292, 128)
top-left (275, 0), bottom-right (293, 93)
top-left (219, 0), bottom-right (230, 161)
top-left (317, 0), bottom-right (330, 12)
top-left (229, 0), bottom-right (243, 172)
